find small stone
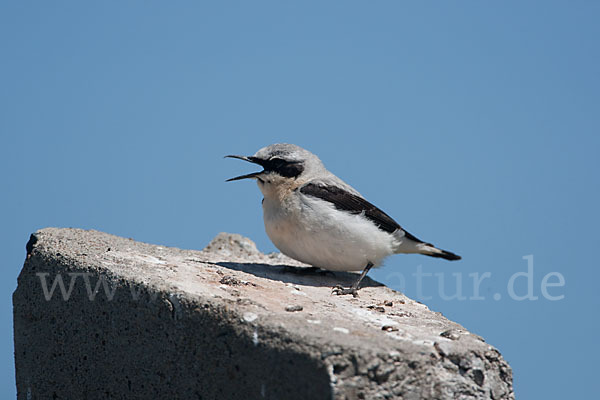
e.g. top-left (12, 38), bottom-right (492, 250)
top-left (440, 329), bottom-right (461, 341)
top-left (384, 300), bottom-right (393, 307)
top-left (220, 275), bottom-right (254, 287)
top-left (243, 312), bottom-right (258, 322)
top-left (220, 275), bottom-right (241, 286)
top-left (382, 325), bottom-right (399, 332)
top-left (285, 305), bottom-right (303, 312)
top-left (391, 311), bottom-right (412, 318)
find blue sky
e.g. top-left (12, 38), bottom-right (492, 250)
top-left (1, 1), bottom-right (598, 398)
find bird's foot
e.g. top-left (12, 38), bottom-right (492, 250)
top-left (331, 285), bottom-right (359, 298)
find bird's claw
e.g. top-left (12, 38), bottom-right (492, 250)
top-left (331, 285), bottom-right (359, 297)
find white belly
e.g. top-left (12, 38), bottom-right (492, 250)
top-left (262, 195), bottom-right (396, 271)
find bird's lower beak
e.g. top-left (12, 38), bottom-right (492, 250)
top-left (225, 155), bottom-right (264, 182)
top-left (226, 171), bottom-right (264, 182)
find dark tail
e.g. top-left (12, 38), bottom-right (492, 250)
top-left (417, 243), bottom-right (461, 261)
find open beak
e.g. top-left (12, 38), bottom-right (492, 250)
top-left (225, 155), bottom-right (264, 182)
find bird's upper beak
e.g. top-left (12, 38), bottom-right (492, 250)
top-left (225, 155), bottom-right (265, 182)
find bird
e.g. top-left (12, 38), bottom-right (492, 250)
top-left (226, 143), bottom-right (460, 297)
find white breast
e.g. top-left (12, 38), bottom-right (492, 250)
top-left (262, 192), bottom-right (397, 271)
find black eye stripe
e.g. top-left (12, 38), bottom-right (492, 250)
top-left (261, 158), bottom-right (304, 178)
top-left (261, 158), bottom-right (290, 169)
top-left (264, 158), bottom-right (285, 170)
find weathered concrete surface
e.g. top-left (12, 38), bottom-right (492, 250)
top-left (14, 228), bottom-right (514, 400)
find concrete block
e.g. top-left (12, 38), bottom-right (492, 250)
top-left (13, 228), bottom-right (514, 399)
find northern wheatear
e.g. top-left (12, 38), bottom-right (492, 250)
top-left (226, 143), bottom-right (460, 296)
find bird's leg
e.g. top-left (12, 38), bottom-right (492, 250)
top-left (332, 262), bottom-right (374, 297)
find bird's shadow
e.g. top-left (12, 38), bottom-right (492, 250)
top-left (215, 261), bottom-right (383, 290)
